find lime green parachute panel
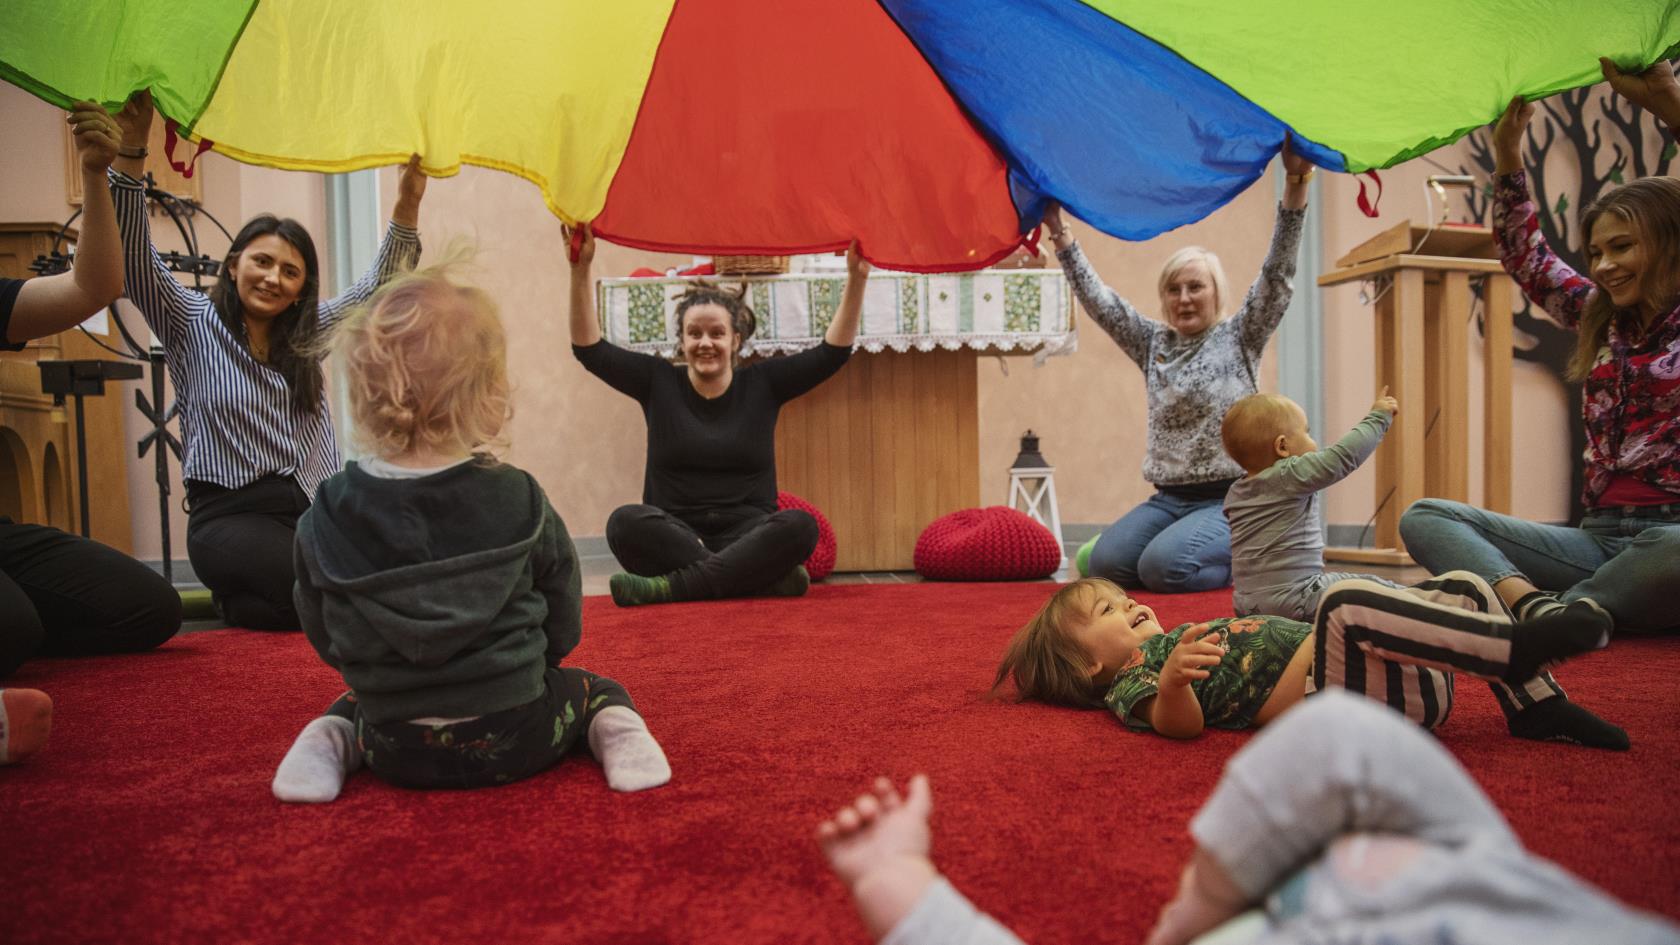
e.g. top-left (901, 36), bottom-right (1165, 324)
top-left (0, 0), bottom-right (257, 124)
top-left (1078, 0), bottom-right (1680, 171)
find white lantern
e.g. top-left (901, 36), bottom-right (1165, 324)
top-left (1008, 430), bottom-right (1065, 569)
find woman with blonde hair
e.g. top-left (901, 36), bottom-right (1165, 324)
top-left (1400, 58), bottom-right (1680, 635)
top-left (1047, 141), bottom-right (1314, 593)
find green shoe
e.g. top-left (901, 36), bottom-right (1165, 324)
top-left (609, 572), bottom-right (674, 607)
top-left (179, 587), bottom-right (218, 620)
top-left (1074, 536), bottom-right (1098, 578)
top-left (760, 565), bottom-right (810, 598)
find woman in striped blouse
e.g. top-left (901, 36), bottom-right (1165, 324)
top-left (110, 92), bottom-right (425, 630)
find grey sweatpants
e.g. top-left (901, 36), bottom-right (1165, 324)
top-left (880, 692), bottom-right (1678, 945)
top-left (1234, 569), bottom-right (1401, 623)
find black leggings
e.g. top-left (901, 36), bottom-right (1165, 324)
top-left (328, 666), bottom-right (633, 790)
top-left (0, 520), bottom-right (182, 678)
top-left (186, 475), bottom-right (309, 631)
top-left (606, 504), bottom-right (818, 600)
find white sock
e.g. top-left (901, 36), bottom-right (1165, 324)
top-left (587, 705), bottom-right (671, 793)
top-left (272, 716), bottom-right (360, 803)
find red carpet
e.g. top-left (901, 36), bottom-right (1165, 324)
top-left (3, 583), bottom-right (1677, 944)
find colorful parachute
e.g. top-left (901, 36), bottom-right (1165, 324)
top-left (4, 0), bottom-right (1676, 271)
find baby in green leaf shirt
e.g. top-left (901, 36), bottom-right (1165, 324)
top-left (994, 576), bottom-right (1618, 746)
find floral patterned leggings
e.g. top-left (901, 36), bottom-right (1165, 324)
top-left (326, 666), bottom-right (634, 790)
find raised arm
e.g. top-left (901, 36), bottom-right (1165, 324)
top-left (1046, 203), bottom-right (1156, 367)
top-left (1489, 97), bottom-right (1598, 330)
top-left (7, 103), bottom-right (125, 343)
top-left (824, 241), bottom-right (869, 348)
top-left (762, 338), bottom-right (853, 403)
top-left (317, 156), bottom-right (425, 328)
top-left (1279, 136), bottom-right (1312, 212)
top-left (108, 90), bottom-right (206, 345)
top-left (1234, 140), bottom-right (1310, 355)
top-left (567, 222), bottom-right (602, 347)
top-left (1268, 394), bottom-right (1396, 495)
top-left (564, 223), bottom-right (664, 401)
top-left (1599, 56), bottom-right (1680, 130)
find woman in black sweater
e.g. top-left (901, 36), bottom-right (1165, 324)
top-left (568, 225), bottom-right (868, 606)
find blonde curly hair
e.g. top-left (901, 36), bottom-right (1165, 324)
top-left (332, 252), bottom-right (512, 462)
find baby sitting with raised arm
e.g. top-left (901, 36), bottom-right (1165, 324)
top-left (1219, 388), bottom-right (1396, 620)
top-left (1216, 389), bottom-right (1621, 748)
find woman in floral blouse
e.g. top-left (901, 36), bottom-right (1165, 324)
top-left (1401, 58), bottom-right (1680, 635)
top-left (1048, 141), bottom-right (1316, 594)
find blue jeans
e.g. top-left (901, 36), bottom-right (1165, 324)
top-left (1088, 492), bottom-right (1231, 593)
top-left (1399, 499), bottom-right (1680, 633)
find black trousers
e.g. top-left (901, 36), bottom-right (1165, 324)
top-left (186, 475), bottom-right (309, 631)
top-left (0, 520), bottom-right (182, 678)
top-left (606, 504), bottom-right (818, 600)
top-left (328, 666), bottom-right (633, 790)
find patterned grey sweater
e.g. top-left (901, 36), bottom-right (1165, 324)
top-left (1057, 206), bottom-right (1306, 487)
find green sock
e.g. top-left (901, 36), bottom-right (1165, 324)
top-left (760, 565), bottom-right (810, 598)
top-left (609, 572), bottom-right (674, 607)
top-left (1075, 536), bottom-right (1098, 578)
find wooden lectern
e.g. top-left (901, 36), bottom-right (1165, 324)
top-left (1317, 220), bottom-right (1515, 565)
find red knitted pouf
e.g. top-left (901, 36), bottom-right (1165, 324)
top-left (777, 491), bottom-right (837, 581)
top-left (913, 506), bottom-right (1061, 581)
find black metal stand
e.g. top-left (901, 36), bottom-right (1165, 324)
top-left (37, 359), bottom-right (144, 537)
top-left (137, 346), bottom-right (183, 580)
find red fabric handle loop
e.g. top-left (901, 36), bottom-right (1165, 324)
top-left (163, 119), bottom-right (213, 179)
top-left (1022, 226), bottom-right (1043, 258)
top-left (1355, 170), bottom-right (1384, 218)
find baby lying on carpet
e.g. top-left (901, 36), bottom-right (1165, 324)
top-left (272, 254), bottom-right (669, 802)
top-left (815, 692), bottom-right (1679, 945)
top-left (993, 575), bottom-right (1620, 748)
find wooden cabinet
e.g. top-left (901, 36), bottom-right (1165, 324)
top-left (775, 349), bottom-right (979, 571)
top-left (0, 223), bottom-right (135, 551)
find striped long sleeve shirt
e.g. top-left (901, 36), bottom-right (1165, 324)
top-left (112, 170), bottom-right (420, 499)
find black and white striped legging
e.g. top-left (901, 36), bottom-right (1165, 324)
top-left (1308, 571), bottom-right (1565, 729)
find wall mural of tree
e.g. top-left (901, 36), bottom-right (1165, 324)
top-left (1458, 66), bottom-right (1677, 523)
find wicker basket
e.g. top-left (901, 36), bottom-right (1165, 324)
top-left (713, 254), bottom-right (789, 275)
